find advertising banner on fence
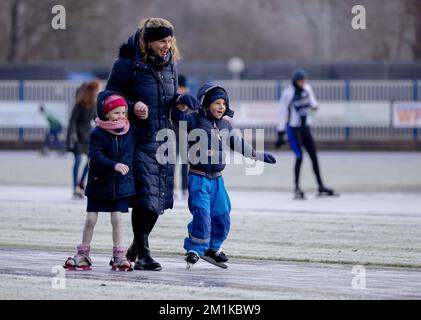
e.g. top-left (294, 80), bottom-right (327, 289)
top-left (393, 102), bottom-right (421, 128)
top-left (0, 101), bottom-right (68, 128)
top-left (232, 101), bottom-right (391, 127)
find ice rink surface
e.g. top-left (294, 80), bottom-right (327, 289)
top-left (0, 151), bottom-right (420, 299)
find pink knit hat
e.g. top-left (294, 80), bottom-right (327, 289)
top-left (103, 95), bottom-right (128, 115)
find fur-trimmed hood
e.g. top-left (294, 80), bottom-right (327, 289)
top-left (117, 29), bottom-right (142, 63)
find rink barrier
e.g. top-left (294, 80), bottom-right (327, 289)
top-left (0, 79), bottom-right (418, 106)
top-left (0, 80), bottom-right (419, 142)
top-left (231, 125), bottom-right (418, 141)
top-left (0, 126), bottom-right (418, 143)
top-left (215, 80), bottom-right (418, 102)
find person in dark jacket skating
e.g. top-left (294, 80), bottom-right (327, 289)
top-left (172, 84), bottom-right (277, 267)
top-left (105, 18), bottom-right (199, 271)
top-left (64, 91), bottom-right (135, 271)
top-left (275, 69), bottom-right (336, 199)
top-left (66, 80), bottom-right (102, 199)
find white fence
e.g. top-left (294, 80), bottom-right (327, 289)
top-left (0, 79), bottom-right (419, 142)
top-left (215, 80), bottom-right (419, 102)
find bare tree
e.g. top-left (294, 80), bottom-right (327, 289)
top-left (405, 0), bottom-right (421, 60)
top-left (0, 0), bottom-right (419, 64)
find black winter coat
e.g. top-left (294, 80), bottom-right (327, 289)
top-left (105, 29), bottom-right (178, 214)
top-left (66, 103), bottom-right (96, 154)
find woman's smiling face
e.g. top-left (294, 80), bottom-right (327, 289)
top-left (148, 36), bottom-right (172, 57)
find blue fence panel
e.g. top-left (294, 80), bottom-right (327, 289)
top-left (0, 81), bottom-right (20, 100)
top-left (350, 80), bottom-right (414, 101)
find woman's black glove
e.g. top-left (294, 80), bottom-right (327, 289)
top-left (275, 131), bottom-right (286, 148)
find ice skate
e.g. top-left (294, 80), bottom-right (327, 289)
top-left (185, 251), bottom-right (199, 270)
top-left (110, 246), bottom-right (133, 271)
top-left (200, 248), bottom-right (228, 269)
top-left (294, 187), bottom-right (306, 200)
top-left (317, 185), bottom-right (339, 197)
top-left (63, 244), bottom-right (92, 271)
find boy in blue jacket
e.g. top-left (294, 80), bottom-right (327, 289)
top-left (172, 84), bottom-right (276, 267)
top-left (64, 91), bottom-right (136, 271)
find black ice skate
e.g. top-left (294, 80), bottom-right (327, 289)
top-left (185, 251), bottom-right (199, 270)
top-left (294, 187), bottom-right (306, 200)
top-left (200, 249), bottom-right (228, 269)
top-left (317, 186), bottom-right (339, 197)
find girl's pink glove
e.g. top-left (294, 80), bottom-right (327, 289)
top-left (114, 163), bottom-right (129, 175)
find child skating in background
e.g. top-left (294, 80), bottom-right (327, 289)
top-left (172, 84), bottom-right (277, 268)
top-left (64, 91), bottom-right (137, 271)
top-left (39, 104), bottom-right (63, 154)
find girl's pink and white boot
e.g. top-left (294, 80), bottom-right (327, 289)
top-left (110, 246), bottom-right (133, 271)
top-left (64, 244), bottom-right (92, 271)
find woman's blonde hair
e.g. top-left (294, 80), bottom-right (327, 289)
top-left (138, 17), bottom-right (180, 62)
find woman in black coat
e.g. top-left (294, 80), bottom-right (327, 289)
top-left (66, 80), bottom-right (102, 198)
top-left (105, 17), bottom-right (199, 271)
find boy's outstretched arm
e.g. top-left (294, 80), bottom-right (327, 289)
top-left (228, 128), bottom-right (276, 164)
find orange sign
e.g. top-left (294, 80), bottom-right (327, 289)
top-left (393, 102), bottom-right (421, 127)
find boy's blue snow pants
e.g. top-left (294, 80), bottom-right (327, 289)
top-left (184, 173), bottom-right (231, 255)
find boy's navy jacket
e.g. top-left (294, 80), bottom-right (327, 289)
top-left (172, 84), bottom-right (256, 175)
top-left (84, 90), bottom-right (135, 199)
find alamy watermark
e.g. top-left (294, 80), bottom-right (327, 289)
top-left (51, 265), bottom-right (66, 289)
top-left (351, 5), bottom-right (366, 30)
top-left (51, 5), bottom-right (66, 30)
top-left (155, 123), bottom-right (267, 176)
top-left (351, 265), bottom-right (366, 290)
top-left (51, 4), bottom-right (365, 31)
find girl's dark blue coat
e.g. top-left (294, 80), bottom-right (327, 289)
top-left (84, 90), bottom-right (135, 200)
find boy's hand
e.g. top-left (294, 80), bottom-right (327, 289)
top-left (255, 152), bottom-right (277, 164)
top-left (134, 101), bottom-right (148, 119)
top-left (176, 104), bottom-right (188, 112)
top-left (114, 163), bottom-right (129, 175)
top-left (262, 152), bottom-right (277, 164)
top-left (177, 94), bottom-right (200, 110)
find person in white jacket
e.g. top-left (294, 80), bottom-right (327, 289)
top-left (275, 69), bottom-right (336, 199)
